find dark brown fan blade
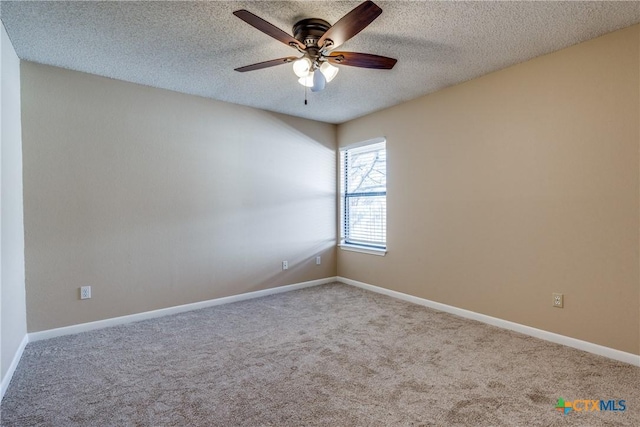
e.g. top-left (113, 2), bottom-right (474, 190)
top-left (327, 52), bottom-right (397, 69)
top-left (235, 57), bottom-right (298, 72)
top-left (318, 1), bottom-right (382, 49)
top-left (233, 10), bottom-right (305, 50)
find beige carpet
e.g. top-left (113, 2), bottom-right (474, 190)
top-left (1, 283), bottom-right (639, 426)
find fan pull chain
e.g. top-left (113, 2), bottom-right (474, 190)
top-left (304, 84), bottom-right (308, 105)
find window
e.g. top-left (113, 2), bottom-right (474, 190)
top-left (340, 139), bottom-right (386, 253)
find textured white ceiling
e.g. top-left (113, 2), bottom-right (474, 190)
top-left (1, 1), bottom-right (639, 124)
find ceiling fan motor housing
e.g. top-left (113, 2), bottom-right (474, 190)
top-left (293, 18), bottom-right (331, 48)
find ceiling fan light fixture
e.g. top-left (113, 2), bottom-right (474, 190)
top-left (298, 73), bottom-right (314, 87)
top-left (319, 62), bottom-right (339, 82)
top-left (293, 57), bottom-right (312, 77)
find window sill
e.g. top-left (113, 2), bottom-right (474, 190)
top-left (338, 244), bottom-right (387, 256)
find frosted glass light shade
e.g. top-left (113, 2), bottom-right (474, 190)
top-left (298, 73), bottom-right (314, 87)
top-left (293, 58), bottom-right (312, 78)
top-left (311, 69), bottom-right (326, 92)
top-left (320, 62), bottom-right (339, 82)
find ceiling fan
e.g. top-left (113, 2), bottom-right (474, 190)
top-left (233, 0), bottom-right (397, 93)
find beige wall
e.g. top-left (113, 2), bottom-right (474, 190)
top-left (20, 63), bottom-right (337, 332)
top-left (337, 25), bottom-right (640, 355)
top-left (1, 23), bottom-right (28, 383)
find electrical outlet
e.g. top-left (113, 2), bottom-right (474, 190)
top-left (316, 256), bottom-right (321, 265)
top-left (552, 293), bottom-right (563, 308)
top-left (282, 261), bottom-right (288, 270)
top-left (80, 286), bottom-right (91, 300)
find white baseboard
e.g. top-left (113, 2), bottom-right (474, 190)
top-left (338, 276), bottom-right (640, 367)
top-left (1, 334), bottom-right (29, 401)
top-left (29, 277), bottom-right (337, 342)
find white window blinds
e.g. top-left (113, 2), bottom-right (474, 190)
top-left (341, 141), bottom-right (386, 249)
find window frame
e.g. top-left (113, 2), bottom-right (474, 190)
top-left (339, 137), bottom-right (387, 256)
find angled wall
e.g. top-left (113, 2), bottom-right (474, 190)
top-left (1, 22), bottom-right (28, 389)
